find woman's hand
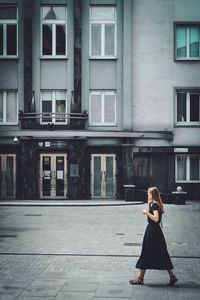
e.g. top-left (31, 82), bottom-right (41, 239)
top-left (142, 208), bottom-right (148, 215)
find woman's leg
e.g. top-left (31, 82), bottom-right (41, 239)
top-left (167, 269), bottom-right (178, 286)
top-left (129, 269), bottom-right (146, 285)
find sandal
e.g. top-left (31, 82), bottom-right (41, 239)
top-left (168, 275), bottom-right (178, 286)
top-left (129, 276), bottom-right (144, 285)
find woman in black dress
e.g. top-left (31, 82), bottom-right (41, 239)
top-left (129, 186), bottom-right (178, 286)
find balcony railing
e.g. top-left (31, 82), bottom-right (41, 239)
top-left (19, 111), bottom-right (88, 129)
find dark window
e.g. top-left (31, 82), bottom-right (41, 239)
top-left (7, 24), bottom-right (16, 55)
top-left (190, 94), bottom-right (199, 122)
top-left (0, 6), bottom-right (16, 19)
top-left (0, 24), bottom-right (3, 55)
top-left (42, 24), bottom-right (52, 55)
top-left (56, 24), bottom-right (65, 55)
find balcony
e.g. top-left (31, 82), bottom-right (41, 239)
top-left (19, 111), bottom-right (88, 130)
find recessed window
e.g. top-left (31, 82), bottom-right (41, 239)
top-left (90, 6), bottom-right (116, 58)
top-left (89, 91), bottom-right (116, 126)
top-left (175, 24), bottom-right (200, 60)
top-left (176, 90), bottom-right (200, 125)
top-left (0, 91), bottom-right (18, 124)
top-left (176, 155), bottom-right (200, 182)
top-left (41, 90), bottom-right (67, 124)
top-left (41, 6), bottom-right (67, 57)
top-left (0, 6), bottom-right (17, 57)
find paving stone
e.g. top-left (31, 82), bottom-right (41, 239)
top-left (61, 281), bottom-right (98, 292)
top-left (55, 291), bottom-right (94, 300)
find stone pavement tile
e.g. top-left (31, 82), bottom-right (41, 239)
top-left (30, 278), bottom-right (66, 287)
top-left (93, 298), bottom-right (131, 300)
top-left (17, 297), bottom-right (55, 300)
top-left (18, 285), bottom-right (62, 297)
top-left (95, 281), bottom-right (132, 298)
top-left (0, 296), bottom-right (13, 300)
top-left (0, 286), bottom-right (24, 298)
top-left (60, 282), bottom-right (98, 292)
top-left (55, 291), bottom-right (94, 300)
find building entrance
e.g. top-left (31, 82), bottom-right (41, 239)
top-left (91, 154), bottom-right (116, 199)
top-left (39, 154), bottom-right (67, 199)
top-left (0, 154), bottom-right (16, 199)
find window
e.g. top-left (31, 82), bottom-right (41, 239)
top-left (0, 91), bottom-right (18, 124)
top-left (176, 155), bottom-right (200, 182)
top-left (0, 6), bottom-right (17, 57)
top-left (90, 6), bottom-right (116, 58)
top-left (175, 24), bottom-right (200, 59)
top-left (89, 91), bottom-right (116, 125)
top-left (176, 90), bottom-right (200, 125)
top-left (41, 90), bottom-right (67, 124)
top-left (41, 6), bottom-right (67, 57)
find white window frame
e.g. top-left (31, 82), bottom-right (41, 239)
top-left (40, 6), bottom-right (67, 58)
top-left (0, 6), bottom-right (18, 58)
top-left (40, 90), bottom-right (68, 125)
top-left (0, 91), bottom-right (18, 125)
top-left (89, 7), bottom-right (117, 58)
top-left (175, 24), bottom-right (200, 60)
top-left (89, 90), bottom-right (116, 126)
top-left (175, 90), bottom-right (200, 125)
top-left (175, 155), bottom-right (200, 183)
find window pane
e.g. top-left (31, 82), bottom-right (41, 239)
top-left (0, 92), bottom-right (3, 122)
top-left (56, 100), bottom-right (66, 122)
top-left (42, 24), bottom-right (52, 55)
top-left (0, 25), bottom-right (3, 55)
top-left (94, 157), bottom-right (101, 196)
top-left (190, 157), bottom-right (199, 180)
top-left (104, 93), bottom-right (115, 123)
top-left (6, 92), bottom-right (17, 122)
top-left (7, 25), bottom-right (16, 55)
top-left (42, 100), bottom-right (52, 122)
top-left (177, 156), bottom-right (186, 181)
top-left (42, 91), bottom-right (52, 101)
top-left (91, 7), bottom-right (115, 20)
top-left (42, 6), bottom-right (66, 20)
top-left (177, 92), bottom-right (186, 122)
top-left (190, 94), bottom-right (199, 122)
top-left (0, 6), bottom-right (16, 19)
top-left (105, 24), bottom-right (115, 56)
top-left (190, 27), bottom-right (199, 57)
top-left (56, 25), bottom-right (66, 55)
top-left (6, 157), bottom-right (14, 197)
top-left (91, 94), bottom-right (101, 123)
top-left (176, 27), bottom-right (186, 57)
top-left (91, 24), bottom-right (101, 56)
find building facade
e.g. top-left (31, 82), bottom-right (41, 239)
top-left (0, 0), bottom-right (200, 201)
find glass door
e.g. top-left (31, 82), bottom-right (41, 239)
top-left (91, 154), bottom-right (116, 199)
top-left (39, 154), bottom-right (67, 199)
top-left (0, 154), bottom-right (16, 199)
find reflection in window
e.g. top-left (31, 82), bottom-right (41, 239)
top-left (176, 25), bottom-right (200, 59)
top-left (176, 155), bottom-right (200, 182)
top-left (90, 6), bottom-right (116, 57)
top-left (41, 6), bottom-right (67, 56)
top-left (176, 91), bottom-right (200, 124)
top-left (0, 6), bottom-right (17, 56)
top-left (41, 90), bottom-right (67, 124)
top-left (0, 91), bottom-right (18, 124)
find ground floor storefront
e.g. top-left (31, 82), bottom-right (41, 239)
top-left (0, 137), bottom-right (199, 201)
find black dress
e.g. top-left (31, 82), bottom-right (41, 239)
top-left (136, 202), bottom-right (173, 270)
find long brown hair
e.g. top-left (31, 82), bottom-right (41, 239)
top-left (148, 186), bottom-right (164, 213)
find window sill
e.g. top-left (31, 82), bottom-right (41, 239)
top-left (40, 56), bottom-right (68, 60)
top-left (175, 58), bottom-right (200, 62)
top-left (89, 56), bottom-right (118, 60)
top-left (89, 124), bottom-right (117, 127)
top-left (0, 122), bottom-right (18, 125)
top-left (176, 181), bottom-right (200, 183)
top-left (0, 56), bottom-right (18, 60)
top-left (175, 123), bottom-right (200, 127)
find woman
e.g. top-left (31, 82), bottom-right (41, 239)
top-left (129, 186), bottom-right (177, 286)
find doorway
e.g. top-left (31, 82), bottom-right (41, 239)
top-left (0, 154), bottom-right (16, 199)
top-left (91, 154), bottom-right (116, 198)
top-left (39, 154), bottom-right (67, 199)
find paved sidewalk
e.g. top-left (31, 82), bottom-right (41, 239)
top-left (0, 202), bottom-right (199, 299)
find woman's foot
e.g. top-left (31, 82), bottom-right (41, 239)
top-left (129, 276), bottom-right (144, 285)
top-left (168, 275), bottom-right (178, 286)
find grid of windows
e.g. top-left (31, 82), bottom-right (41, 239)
top-left (0, 6), bottom-right (17, 57)
top-left (175, 24), bottom-right (200, 60)
top-left (176, 90), bottom-right (200, 125)
top-left (89, 91), bottom-right (116, 126)
top-left (90, 6), bottom-right (116, 58)
top-left (41, 90), bottom-right (67, 124)
top-left (176, 155), bottom-right (200, 182)
top-left (0, 91), bottom-right (18, 124)
top-left (41, 6), bottom-right (67, 57)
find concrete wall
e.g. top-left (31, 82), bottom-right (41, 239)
top-left (131, 0), bottom-right (200, 146)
